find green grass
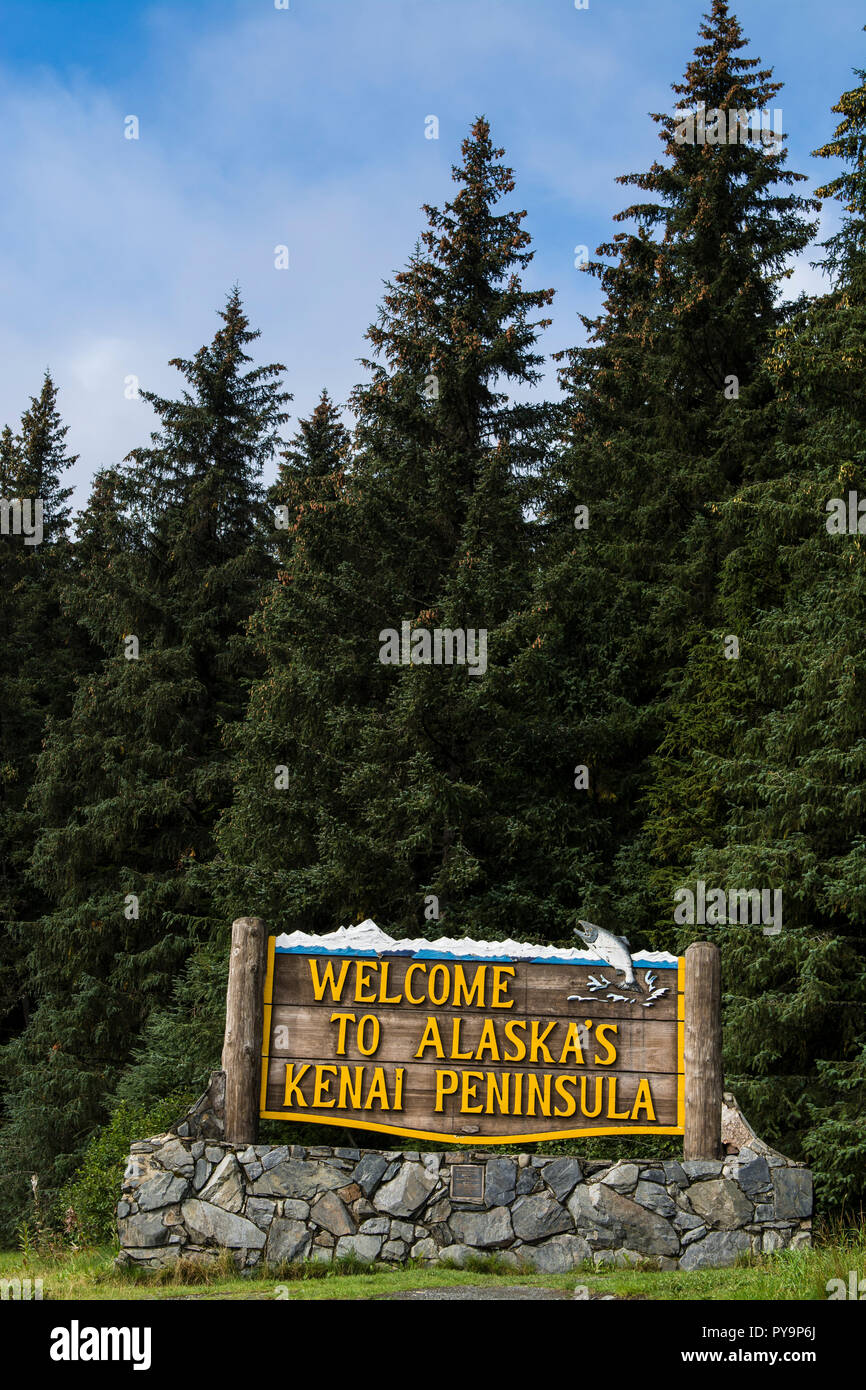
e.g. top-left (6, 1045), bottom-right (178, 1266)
top-left (1, 1221), bottom-right (863, 1301)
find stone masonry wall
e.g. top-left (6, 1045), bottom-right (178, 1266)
top-left (118, 1134), bottom-right (812, 1274)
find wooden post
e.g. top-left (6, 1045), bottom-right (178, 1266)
top-left (222, 916), bottom-right (267, 1146)
top-left (683, 940), bottom-right (722, 1160)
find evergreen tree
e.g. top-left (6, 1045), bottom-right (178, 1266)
top-left (0, 294), bottom-right (290, 1233)
top-left (217, 118), bottom-right (563, 942)
top-left (641, 50), bottom-right (866, 1208)
top-left (526, 0), bottom-right (818, 934)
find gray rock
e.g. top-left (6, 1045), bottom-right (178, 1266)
top-left (598, 1162), bottom-right (639, 1193)
top-left (352, 1153), bottom-right (389, 1197)
top-left (246, 1197), bottom-right (276, 1227)
top-left (681, 1159), bottom-right (723, 1180)
top-left (673, 1207), bottom-right (705, 1232)
top-left (680, 1224), bottom-right (707, 1247)
top-left (568, 1183), bottom-right (678, 1256)
top-left (663, 1161), bottom-right (688, 1188)
top-left (422, 1154), bottom-right (441, 1174)
top-left (772, 1168), bottom-right (812, 1219)
top-left (635, 1180), bottom-right (677, 1217)
top-left (425, 1197), bottom-right (451, 1224)
top-left (251, 1160), bottom-right (347, 1199)
top-left (238, 1147), bottom-right (257, 1165)
top-left (261, 1146), bottom-right (290, 1172)
top-left (390, 1220), bottom-right (414, 1243)
top-left (310, 1190), bottom-right (356, 1238)
top-left (245, 1162), bottom-right (263, 1181)
top-left (159, 1139), bottom-right (195, 1176)
top-left (687, 1178), bottom-right (753, 1230)
top-left (639, 1168), bottom-right (666, 1184)
top-left (484, 1158), bottom-right (516, 1206)
top-left (517, 1155), bottom-right (530, 1168)
top-left (511, 1193), bottom-right (572, 1242)
top-left (282, 1199), bottom-right (310, 1220)
top-left (136, 1172), bottom-right (190, 1211)
top-left (309, 1246), bottom-right (332, 1264)
top-left (335, 1234), bottom-right (381, 1262)
top-left (448, 1205), bottom-right (513, 1250)
top-left (335, 1148), bottom-right (361, 1160)
top-left (374, 1162), bottom-right (438, 1218)
top-left (205, 1146), bottom-right (224, 1164)
top-left (738, 1156), bottom-right (771, 1196)
top-left (266, 1218), bottom-right (311, 1263)
top-left (191, 1141), bottom-right (205, 1160)
top-left (762, 1228), bottom-right (788, 1253)
top-left (518, 1234), bottom-right (592, 1272)
top-left (754, 1202), bottom-right (775, 1221)
top-left (679, 1229), bottom-right (751, 1270)
top-left (198, 1154), bottom-right (245, 1214)
top-left (358, 1217), bottom-right (390, 1236)
top-left (404, 1152), bottom-right (421, 1162)
top-left (118, 1209), bottom-right (174, 1248)
top-left (410, 1237), bottom-right (437, 1260)
top-left (181, 1199), bottom-right (267, 1249)
top-left (117, 1201), bottom-right (130, 1219)
top-left (193, 1158), bottom-right (210, 1190)
top-left (516, 1167), bottom-right (540, 1195)
top-left (381, 1239), bottom-right (407, 1261)
top-left (541, 1157), bottom-right (583, 1203)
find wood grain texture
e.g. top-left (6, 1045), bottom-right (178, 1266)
top-left (222, 916), bottom-right (267, 1145)
top-left (260, 947), bottom-right (685, 1140)
top-left (683, 941), bottom-right (722, 1160)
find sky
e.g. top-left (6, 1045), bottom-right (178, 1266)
top-left (0, 0), bottom-right (862, 510)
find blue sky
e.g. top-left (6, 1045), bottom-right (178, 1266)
top-left (0, 0), bottom-right (862, 509)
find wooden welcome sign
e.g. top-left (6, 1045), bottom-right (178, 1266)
top-left (222, 918), bottom-right (722, 1155)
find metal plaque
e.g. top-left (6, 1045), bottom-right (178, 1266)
top-left (450, 1164), bottom-right (485, 1203)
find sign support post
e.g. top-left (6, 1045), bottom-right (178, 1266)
top-left (683, 940), bottom-right (722, 1160)
top-left (222, 915), bottom-right (267, 1146)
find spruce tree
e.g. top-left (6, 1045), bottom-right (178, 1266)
top-left (0, 294), bottom-right (290, 1231)
top-left (217, 118), bottom-right (563, 942)
top-left (642, 50), bottom-right (866, 1208)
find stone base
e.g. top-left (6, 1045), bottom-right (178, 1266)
top-left (117, 1092), bottom-right (812, 1272)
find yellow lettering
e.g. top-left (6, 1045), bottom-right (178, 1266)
top-left (526, 1072), bottom-right (551, 1117)
top-left (593, 1023), bottom-right (618, 1066)
top-left (558, 1021), bottom-right (584, 1066)
top-left (394, 1067), bottom-right (404, 1110)
top-left (357, 1014), bottom-right (381, 1056)
top-left (580, 1075), bottom-right (603, 1117)
top-left (435, 1069), bottom-right (459, 1112)
top-left (490, 965), bottom-right (516, 1008)
top-left (378, 961), bottom-right (402, 1005)
top-left (606, 1076), bottom-right (631, 1120)
top-left (476, 1018), bottom-right (500, 1062)
top-left (283, 1062), bottom-right (310, 1107)
top-left (428, 963), bottom-right (450, 1007)
top-left (529, 1019), bottom-right (557, 1063)
top-left (353, 961), bottom-right (377, 1003)
top-left (453, 964), bottom-right (486, 1008)
top-left (364, 1066), bottom-right (390, 1110)
top-left (309, 958), bottom-right (350, 1003)
top-left (405, 962), bottom-right (427, 1004)
top-left (486, 1072), bottom-right (509, 1114)
top-left (415, 1016), bottom-right (445, 1059)
top-left (630, 1078), bottom-right (656, 1121)
top-left (554, 1074), bottom-right (577, 1117)
top-left (312, 1064), bottom-right (337, 1108)
top-left (512, 1071), bottom-right (523, 1115)
top-left (461, 1070), bottom-right (485, 1113)
top-left (503, 1019), bottom-right (527, 1061)
top-left (330, 1011), bottom-right (355, 1055)
top-left (338, 1065), bottom-right (364, 1109)
top-left (450, 1017), bottom-right (473, 1060)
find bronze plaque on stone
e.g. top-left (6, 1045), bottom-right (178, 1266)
top-left (451, 1164), bottom-right (485, 1203)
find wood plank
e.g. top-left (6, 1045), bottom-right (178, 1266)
top-left (265, 1004), bottom-right (682, 1075)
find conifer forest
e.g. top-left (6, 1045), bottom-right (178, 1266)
top-left (1, 0), bottom-right (865, 1246)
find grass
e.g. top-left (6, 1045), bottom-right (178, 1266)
top-left (1, 1219), bottom-right (863, 1301)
